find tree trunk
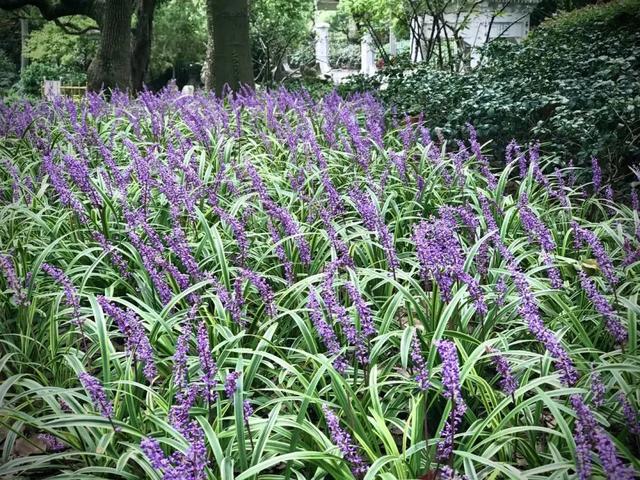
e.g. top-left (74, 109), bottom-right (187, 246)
top-left (131, 0), bottom-right (155, 93)
top-left (212, 0), bottom-right (254, 95)
top-left (87, 0), bottom-right (133, 92)
top-left (203, 0), bottom-right (215, 90)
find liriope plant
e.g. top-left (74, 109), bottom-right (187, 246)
top-left (0, 88), bottom-right (638, 480)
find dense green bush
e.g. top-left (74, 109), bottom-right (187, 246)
top-left (340, 0), bottom-right (640, 172)
top-left (0, 49), bottom-right (18, 95)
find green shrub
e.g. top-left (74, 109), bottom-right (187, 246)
top-left (0, 49), bottom-right (18, 96)
top-left (341, 0), bottom-right (640, 171)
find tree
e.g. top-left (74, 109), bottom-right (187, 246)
top-left (0, 0), bottom-right (156, 92)
top-left (209, 0), bottom-right (253, 95)
top-left (86, 0), bottom-right (131, 91)
top-left (131, 0), bottom-right (155, 92)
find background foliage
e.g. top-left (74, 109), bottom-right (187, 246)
top-left (340, 0), bottom-right (640, 173)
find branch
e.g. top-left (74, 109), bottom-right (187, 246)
top-left (0, 0), bottom-right (104, 23)
top-left (54, 17), bottom-right (99, 34)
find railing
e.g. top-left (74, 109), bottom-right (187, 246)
top-left (61, 85), bottom-right (87, 99)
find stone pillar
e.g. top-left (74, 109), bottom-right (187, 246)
top-left (314, 22), bottom-right (330, 74)
top-left (360, 33), bottom-right (376, 76)
top-left (388, 28), bottom-right (397, 57)
top-left (43, 80), bottom-right (61, 100)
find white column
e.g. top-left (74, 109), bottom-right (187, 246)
top-left (360, 33), bottom-right (376, 76)
top-left (43, 80), bottom-right (61, 100)
top-left (388, 28), bottom-right (397, 57)
top-left (314, 22), bottom-right (331, 74)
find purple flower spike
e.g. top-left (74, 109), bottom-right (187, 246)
top-left (196, 320), bottom-right (218, 403)
top-left (307, 289), bottom-right (348, 373)
top-left (573, 223), bottom-right (619, 288)
top-left (579, 272), bottom-right (626, 345)
top-left (0, 254), bottom-right (29, 306)
top-left (322, 405), bottom-right (368, 477)
top-left (487, 347), bottom-right (518, 396)
top-left (243, 400), bottom-right (254, 422)
top-left (224, 371), bottom-right (241, 399)
top-left (618, 393), bottom-right (640, 435)
top-left (37, 433), bottom-right (66, 452)
top-left (141, 437), bottom-right (172, 472)
top-left (590, 371), bottom-right (605, 408)
top-left (410, 337), bottom-right (430, 391)
top-left (436, 340), bottom-right (467, 461)
top-left (571, 394), bottom-right (635, 480)
top-left (98, 296), bottom-right (157, 381)
top-left (78, 372), bottom-right (115, 423)
top-left (42, 263), bottom-right (82, 327)
top-left (345, 282), bottom-right (376, 338)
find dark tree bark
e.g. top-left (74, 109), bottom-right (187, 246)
top-left (131, 0), bottom-right (155, 93)
top-left (0, 0), bottom-right (143, 93)
top-left (203, 0), bottom-right (215, 90)
top-left (87, 0), bottom-right (132, 92)
top-left (211, 0), bottom-right (254, 95)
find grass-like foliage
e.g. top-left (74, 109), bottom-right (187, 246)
top-left (0, 88), bottom-right (639, 479)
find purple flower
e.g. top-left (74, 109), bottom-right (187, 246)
top-left (413, 217), bottom-right (487, 315)
top-left (322, 405), bottom-right (368, 477)
top-left (410, 337), bottom-right (430, 391)
top-left (93, 232), bottom-right (130, 278)
top-left (141, 437), bottom-right (172, 472)
top-left (487, 347), bottom-right (518, 396)
top-left (571, 394), bottom-right (635, 480)
top-left (42, 263), bottom-right (82, 327)
top-left (573, 223), bottom-right (619, 288)
top-left (350, 187), bottom-right (398, 273)
top-left (243, 400), bottom-right (253, 422)
top-left (510, 265), bottom-right (578, 386)
top-left (518, 194), bottom-right (556, 252)
top-left (37, 433), bottom-right (66, 452)
top-left (618, 393), bottom-right (640, 435)
top-left (438, 466), bottom-right (469, 480)
top-left (436, 340), bottom-right (467, 461)
top-left (224, 371), bottom-right (241, 399)
top-left (495, 276), bottom-right (507, 307)
top-left (345, 282), bottom-right (376, 338)
top-left (632, 189), bottom-right (639, 212)
top-left (169, 383), bottom-right (200, 436)
top-left (245, 161), bottom-right (311, 265)
top-left (98, 296), bottom-right (157, 381)
top-left (307, 289), bottom-right (348, 373)
top-left (322, 260), bottom-right (369, 365)
top-left (236, 268), bottom-right (276, 318)
top-left (467, 124), bottom-right (497, 189)
top-left (141, 427), bottom-right (208, 480)
top-left (268, 220), bottom-right (294, 284)
top-left (0, 254), bottom-right (29, 306)
top-left (196, 320), bottom-right (218, 403)
top-left (578, 272), bottom-right (626, 345)
top-left (78, 372), bottom-right (115, 423)
top-left (591, 371), bottom-right (605, 408)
